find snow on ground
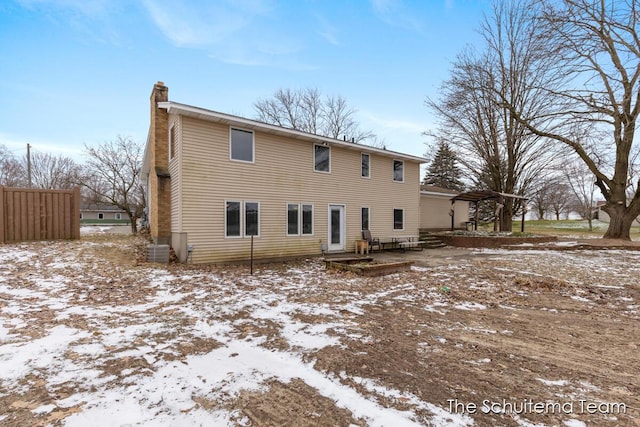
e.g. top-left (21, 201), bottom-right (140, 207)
top-left (1, 239), bottom-right (638, 425)
top-left (0, 240), bottom-right (476, 426)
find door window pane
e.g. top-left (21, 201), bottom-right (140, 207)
top-left (331, 208), bottom-right (341, 244)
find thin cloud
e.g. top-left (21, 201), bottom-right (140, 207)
top-left (141, 0), bottom-right (310, 69)
top-left (369, 0), bottom-right (424, 32)
top-left (16, 0), bottom-right (113, 17)
top-left (316, 14), bottom-right (340, 46)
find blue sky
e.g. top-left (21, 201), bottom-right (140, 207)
top-left (0, 0), bottom-right (490, 163)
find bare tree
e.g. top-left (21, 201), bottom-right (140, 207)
top-left (531, 178), bottom-right (553, 219)
top-left (0, 144), bottom-right (25, 187)
top-left (500, 0), bottom-right (640, 239)
top-left (82, 136), bottom-right (145, 233)
top-left (254, 88), bottom-right (375, 144)
top-left (548, 180), bottom-right (572, 220)
top-left (24, 151), bottom-right (81, 189)
top-left (426, 0), bottom-right (559, 231)
top-left (564, 160), bottom-right (597, 231)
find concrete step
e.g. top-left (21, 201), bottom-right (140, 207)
top-left (418, 233), bottom-right (447, 249)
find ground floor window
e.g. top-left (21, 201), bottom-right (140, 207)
top-left (226, 200), bottom-right (260, 238)
top-left (361, 207), bottom-right (369, 230)
top-left (98, 213), bottom-right (104, 220)
top-left (115, 213), bottom-right (122, 220)
top-left (393, 208), bottom-right (404, 230)
top-left (245, 202), bottom-right (259, 236)
top-left (287, 203), bottom-right (313, 235)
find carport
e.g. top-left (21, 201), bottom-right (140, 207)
top-left (450, 190), bottom-right (528, 232)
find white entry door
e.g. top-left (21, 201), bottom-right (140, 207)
top-left (328, 204), bottom-right (345, 252)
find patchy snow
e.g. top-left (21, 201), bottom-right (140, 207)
top-left (1, 238), bottom-right (637, 426)
top-left (536, 378), bottom-right (570, 387)
top-left (454, 302), bottom-right (487, 311)
top-left (0, 239), bottom-right (479, 426)
top-left (563, 420), bottom-right (587, 427)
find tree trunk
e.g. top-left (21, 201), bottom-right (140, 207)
top-left (603, 204), bottom-right (634, 240)
top-left (501, 200), bottom-right (514, 232)
top-left (128, 213), bottom-right (138, 234)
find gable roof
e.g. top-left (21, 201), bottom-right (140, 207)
top-left (156, 101), bottom-right (427, 164)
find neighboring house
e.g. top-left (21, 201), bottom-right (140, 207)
top-left (80, 202), bottom-right (129, 224)
top-left (594, 201), bottom-right (640, 224)
top-left (420, 185), bottom-right (470, 230)
top-left (141, 82), bottom-right (426, 264)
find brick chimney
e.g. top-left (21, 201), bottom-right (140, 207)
top-left (149, 81), bottom-right (171, 245)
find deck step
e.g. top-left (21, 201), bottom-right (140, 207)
top-left (418, 233), bottom-right (447, 249)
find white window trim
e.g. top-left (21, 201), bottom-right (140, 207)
top-left (115, 213), bottom-right (122, 220)
top-left (313, 144), bottom-right (331, 173)
top-left (393, 159), bottom-right (404, 183)
top-left (98, 213), bottom-right (104, 220)
top-left (244, 201), bottom-right (260, 238)
top-left (361, 206), bottom-right (370, 231)
top-left (361, 153), bottom-right (371, 179)
top-left (224, 200), bottom-right (243, 239)
top-left (301, 203), bottom-right (314, 236)
top-left (229, 127), bottom-right (255, 164)
top-left (286, 203), bottom-right (301, 236)
top-left (286, 203), bottom-right (315, 236)
top-left (393, 208), bottom-right (405, 231)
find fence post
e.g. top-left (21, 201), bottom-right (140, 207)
top-left (0, 185), bottom-right (4, 243)
top-left (71, 186), bottom-right (80, 239)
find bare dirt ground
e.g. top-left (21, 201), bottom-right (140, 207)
top-left (0, 234), bottom-right (639, 426)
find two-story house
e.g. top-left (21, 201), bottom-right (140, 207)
top-left (141, 82), bottom-right (425, 264)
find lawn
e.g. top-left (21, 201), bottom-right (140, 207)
top-left (509, 219), bottom-right (640, 238)
top-left (0, 233), bottom-right (638, 426)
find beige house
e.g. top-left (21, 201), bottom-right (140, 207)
top-left (141, 82), bottom-right (426, 263)
top-left (420, 186), bottom-right (470, 230)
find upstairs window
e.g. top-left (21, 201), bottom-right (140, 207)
top-left (393, 160), bottom-right (404, 182)
top-left (361, 153), bottom-right (370, 178)
top-left (230, 128), bottom-right (254, 162)
top-left (314, 144), bottom-right (330, 172)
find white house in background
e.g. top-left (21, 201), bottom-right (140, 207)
top-left (420, 185), bottom-right (470, 230)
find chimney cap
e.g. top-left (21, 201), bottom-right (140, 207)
top-left (156, 81), bottom-right (165, 86)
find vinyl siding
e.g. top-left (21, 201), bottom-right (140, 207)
top-left (176, 116), bottom-right (421, 263)
top-left (169, 114), bottom-right (182, 233)
top-left (420, 194), bottom-right (470, 229)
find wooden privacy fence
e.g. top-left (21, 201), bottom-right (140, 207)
top-left (0, 186), bottom-right (81, 243)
